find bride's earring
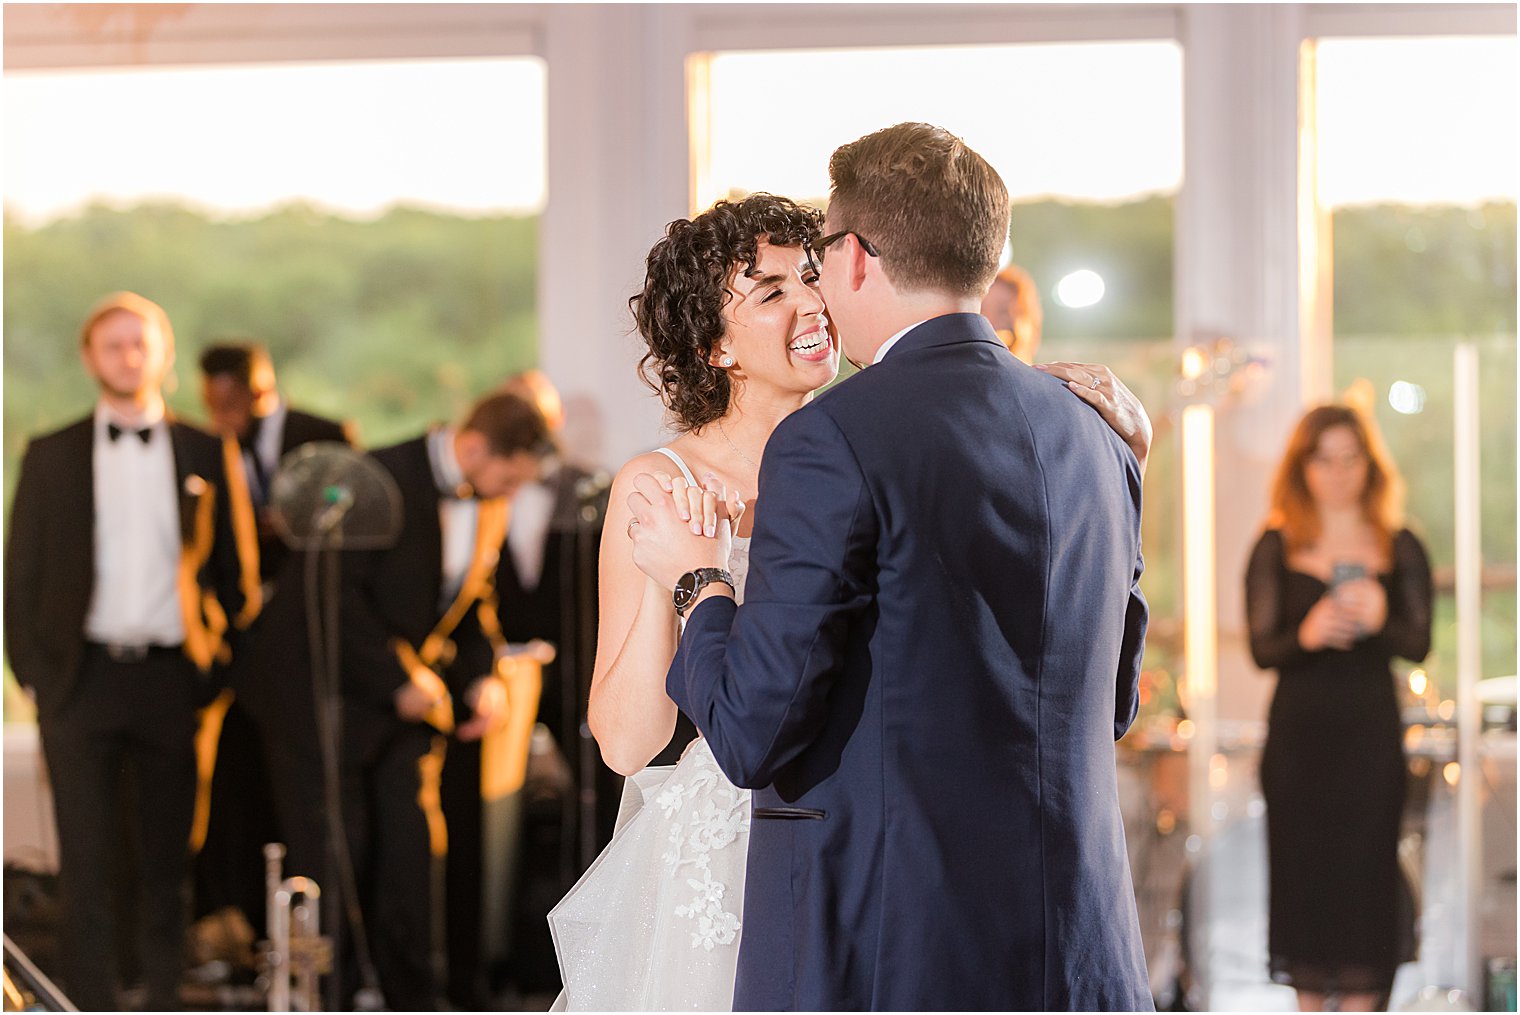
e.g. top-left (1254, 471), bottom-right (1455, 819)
top-left (720, 355), bottom-right (735, 368)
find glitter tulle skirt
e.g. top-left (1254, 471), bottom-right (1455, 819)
top-left (549, 737), bottom-right (751, 1010)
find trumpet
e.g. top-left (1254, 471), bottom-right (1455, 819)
top-left (263, 843), bottom-right (331, 1012)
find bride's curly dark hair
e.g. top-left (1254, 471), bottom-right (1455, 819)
top-left (631, 194), bottom-right (824, 432)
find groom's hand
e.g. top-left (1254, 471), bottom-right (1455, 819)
top-left (627, 471), bottom-right (735, 591)
top-left (1035, 360), bottom-right (1153, 476)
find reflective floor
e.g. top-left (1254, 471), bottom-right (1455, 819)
top-left (1118, 727), bottom-right (1518, 1011)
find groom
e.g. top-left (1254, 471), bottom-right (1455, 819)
top-left (627, 123), bottom-right (1152, 1010)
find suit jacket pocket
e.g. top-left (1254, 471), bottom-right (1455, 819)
top-left (752, 806), bottom-right (826, 820)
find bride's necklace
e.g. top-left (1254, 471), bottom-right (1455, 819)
top-left (717, 418), bottom-right (759, 468)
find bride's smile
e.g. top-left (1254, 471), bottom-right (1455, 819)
top-left (787, 318), bottom-right (832, 361)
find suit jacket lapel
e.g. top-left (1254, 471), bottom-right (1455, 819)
top-left (64, 418), bottom-right (97, 598)
top-left (167, 417), bottom-right (196, 541)
top-left (276, 412), bottom-right (298, 457)
top-left (404, 437), bottom-right (446, 610)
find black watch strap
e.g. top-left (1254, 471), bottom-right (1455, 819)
top-left (674, 567), bottom-right (736, 616)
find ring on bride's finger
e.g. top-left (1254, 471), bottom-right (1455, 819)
top-left (1090, 376), bottom-right (1103, 389)
top-left (626, 518), bottom-right (640, 538)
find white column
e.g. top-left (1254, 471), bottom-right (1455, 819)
top-left (1177, 3), bottom-right (1319, 726)
top-left (538, 4), bottom-right (694, 471)
top-left (1176, 6), bottom-right (1316, 1008)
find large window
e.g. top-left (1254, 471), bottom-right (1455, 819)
top-left (1317, 37), bottom-right (1517, 702)
top-left (3, 57), bottom-right (547, 458)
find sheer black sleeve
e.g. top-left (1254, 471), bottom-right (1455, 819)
top-left (1370, 529), bottom-right (1433, 662)
top-left (1245, 529), bottom-right (1308, 671)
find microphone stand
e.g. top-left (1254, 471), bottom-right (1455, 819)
top-left (268, 444), bottom-right (401, 1013)
top-left (548, 469), bottom-right (611, 880)
top-left (573, 477), bottom-right (609, 871)
top-left (302, 493), bottom-right (383, 1012)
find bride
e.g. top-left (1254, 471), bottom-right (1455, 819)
top-left (549, 193), bottom-right (1149, 1009)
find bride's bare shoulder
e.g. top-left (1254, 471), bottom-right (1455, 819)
top-left (604, 449), bottom-right (692, 517)
top-left (612, 449), bottom-right (682, 489)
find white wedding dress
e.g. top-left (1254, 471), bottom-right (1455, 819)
top-left (549, 448), bottom-right (751, 1011)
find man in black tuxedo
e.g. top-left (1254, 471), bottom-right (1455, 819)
top-left (339, 390), bottom-right (553, 1010)
top-left (193, 342), bottom-right (352, 938)
top-left (199, 342), bottom-right (353, 578)
top-left (4, 292), bottom-right (256, 1010)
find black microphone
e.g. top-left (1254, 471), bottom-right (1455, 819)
top-left (575, 471), bottom-right (612, 503)
top-left (573, 471), bottom-right (612, 525)
top-left (548, 469), bottom-right (612, 532)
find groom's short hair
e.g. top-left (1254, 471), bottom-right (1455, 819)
top-left (827, 123), bottom-right (1009, 297)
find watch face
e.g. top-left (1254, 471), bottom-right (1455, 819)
top-left (674, 571), bottom-right (700, 610)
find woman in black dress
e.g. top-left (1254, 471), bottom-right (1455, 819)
top-left (1245, 404), bottom-right (1432, 1012)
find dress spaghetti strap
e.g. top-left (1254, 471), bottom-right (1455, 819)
top-left (650, 446), bottom-right (699, 487)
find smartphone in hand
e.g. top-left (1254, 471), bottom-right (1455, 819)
top-left (1329, 561), bottom-right (1369, 639)
top-left (1329, 561), bottom-right (1367, 590)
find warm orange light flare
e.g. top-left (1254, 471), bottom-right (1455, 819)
top-left (1208, 753), bottom-right (1229, 790)
top-left (1180, 346), bottom-right (1208, 381)
top-left (1182, 404), bottom-right (1217, 700)
top-left (1409, 668), bottom-right (1428, 697)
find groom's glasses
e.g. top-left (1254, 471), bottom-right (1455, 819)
top-left (809, 230), bottom-right (880, 266)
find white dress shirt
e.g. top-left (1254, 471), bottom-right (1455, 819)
top-left (84, 401), bottom-right (186, 646)
top-left (428, 427), bottom-right (477, 606)
top-left (872, 319), bottom-right (929, 365)
top-left (253, 399), bottom-right (288, 486)
top-left (234, 400), bottom-right (287, 504)
top-left (505, 466), bottom-right (557, 593)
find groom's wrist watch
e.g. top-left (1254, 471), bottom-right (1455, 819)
top-left (673, 567), bottom-right (736, 617)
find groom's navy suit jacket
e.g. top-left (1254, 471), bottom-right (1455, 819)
top-left (668, 314), bottom-right (1152, 1011)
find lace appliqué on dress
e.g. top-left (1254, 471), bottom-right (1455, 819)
top-left (658, 742), bottom-right (750, 951)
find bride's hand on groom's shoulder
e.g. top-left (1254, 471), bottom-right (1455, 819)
top-left (1035, 360), bottom-right (1153, 476)
top-left (625, 471), bottom-right (741, 590)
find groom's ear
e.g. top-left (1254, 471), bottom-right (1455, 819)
top-left (847, 236), bottom-right (872, 293)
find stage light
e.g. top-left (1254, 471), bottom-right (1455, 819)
top-left (1182, 405), bottom-right (1217, 705)
top-left (1054, 269), bottom-right (1105, 308)
top-left (1389, 380), bottom-right (1427, 415)
top-left (1180, 346), bottom-right (1208, 381)
top-left (1409, 668), bottom-right (1429, 697)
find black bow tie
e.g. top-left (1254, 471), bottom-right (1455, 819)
top-left (107, 422), bottom-right (153, 445)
